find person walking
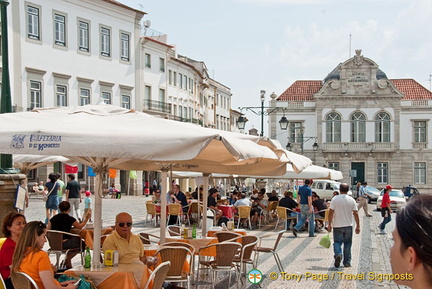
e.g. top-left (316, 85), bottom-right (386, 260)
top-left (44, 173), bottom-right (60, 224)
top-left (65, 174), bottom-right (82, 221)
top-left (378, 184), bottom-right (393, 234)
top-left (327, 183), bottom-right (360, 268)
top-left (357, 182), bottom-right (372, 217)
top-left (292, 179), bottom-right (315, 237)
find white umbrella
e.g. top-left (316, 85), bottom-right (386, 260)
top-left (0, 103), bottom-right (289, 264)
top-left (13, 154), bottom-right (75, 175)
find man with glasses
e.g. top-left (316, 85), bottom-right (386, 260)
top-left (102, 212), bottom-right (145, 264)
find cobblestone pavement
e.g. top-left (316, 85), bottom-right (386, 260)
top-left (23, 195), bottom-right (409, 289)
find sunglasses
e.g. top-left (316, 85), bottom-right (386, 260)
top-left (118, 222), bottom-right (132, 228)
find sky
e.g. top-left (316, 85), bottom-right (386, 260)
top-left (119, 0), bottom-right (432, 133)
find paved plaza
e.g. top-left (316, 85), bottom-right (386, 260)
top-left (22, 195), bottom-right (408, 289)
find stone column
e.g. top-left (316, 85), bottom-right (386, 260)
top-left (0, 173), bottom-right (26, 237)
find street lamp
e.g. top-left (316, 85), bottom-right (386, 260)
top-left (285, 126), bottom-right (319, 154)
top-left (237, 90), bottom-right (288, 136)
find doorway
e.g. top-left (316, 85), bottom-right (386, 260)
top-left (351, 162), bottom-right (365, 186)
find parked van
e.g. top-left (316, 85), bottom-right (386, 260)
top-left (310, 180), bottom-right (352, 201)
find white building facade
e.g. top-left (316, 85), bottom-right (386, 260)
top-left (269, 50), bottom-right (432, 193)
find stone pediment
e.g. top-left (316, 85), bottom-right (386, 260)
top-left (315, 50), bottom-right (403, 98)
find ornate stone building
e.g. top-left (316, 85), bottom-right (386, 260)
top-left (269, 50), bottom-right (432, 193)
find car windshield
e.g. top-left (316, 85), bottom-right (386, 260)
top-left (366, 186), bottom-right (380, 192)
top-left (389, 190), bottom-right (404, 198)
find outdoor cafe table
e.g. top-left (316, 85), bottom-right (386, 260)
top-left (206, 227), bottom-right (247, 237)
top-left (65, 263), bottom-right (150, 289)
top-left (71, 227), bottom-right (113, 250)
top-left (164, 236), bottom-right (218, 256)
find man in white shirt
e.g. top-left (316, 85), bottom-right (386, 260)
top-left (327, 183), bottom-right (360, 268)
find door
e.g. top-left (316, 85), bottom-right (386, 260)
top-left (351, 162), bottom-right (365, 186)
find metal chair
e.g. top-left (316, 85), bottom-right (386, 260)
top-left (253, 230), bottom-right (285, 272)
top-left (167, 203), bottom-right (183, 226)
top-left (155, 246), bottom-right (193, 289)
top-left (196, 242), bottom-right (242, 289)
top-left (187, 201), bottom-right (203, 224)
top-left (267, 201), bottom-right (279, 221)
top-left (11, 272), bottom-right (39, 289)
top-left (275, 206), bottom-right (297, 230)
top-left (0, 273), bottom-right (7, 289)
top-left (315, 208), bottom-right (329, 232)
top-left (236, 206), bottom-right (252, 230)
top-left (141, 261), bottom-right (171, 289)
top-left (161, 242), bottom-right (195, 282)
top-left (167, 225), bottom-right (181, 236)
top-left (145, 202), bottom-right (161, 226)
top-left (232, 235), bottom-right (259, 280)
top-left (139, 232), bottom-right (160, 244)
top-left (46, 230), bottom-right (84, 269)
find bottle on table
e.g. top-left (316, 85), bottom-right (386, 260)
top-left (192, 224), bottom-right (197, 239)
top-left (84, 247), bottom-right (91, 268)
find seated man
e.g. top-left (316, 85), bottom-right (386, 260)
top-left (233, 193), bottom-right (252, 227)
top-left (102, 212), bottom-right (146, 264)
top-left (250, 191), bottom-right (268, 226)
top-left (312, 194), bottom-right (328, 231)
top-left (278, 191), bottom-right (299, 230)
top-left (268, 190), bottom-right (279, 202)
top-left (208, 188), bottom-right (223, 223)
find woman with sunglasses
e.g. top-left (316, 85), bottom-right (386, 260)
top-left (0, 212), bottom-right (26, 289)
top-left (390, 194), bottom-right (432, 288)
top-left (47, 201), bottom-right (91, 269)
top-left (11, 221), bottom-right (77, 289)
top-left (102, 212), bottom-right (146, 264)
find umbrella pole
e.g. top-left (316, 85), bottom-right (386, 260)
top-left (92, 172), bottom-right (103, 267)
top-left (160, 168), bottom-right (168, 243)
top-left (202, 174), bottom-right (209, 238)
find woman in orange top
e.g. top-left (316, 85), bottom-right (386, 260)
top-left (11, 221), bottom-right (76, 289)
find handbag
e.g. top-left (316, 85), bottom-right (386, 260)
top-left (43, 181), bottom-right (57, 202)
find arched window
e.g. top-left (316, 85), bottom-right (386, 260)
top-left (375, 112), bottom-right (390, 142)
top-left (326, 112), bottom-right (341, 142)
top-left (351, 112), bottom-right (366, 142)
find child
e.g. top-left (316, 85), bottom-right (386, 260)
top-left (84, 190), bottom-right (92, 222)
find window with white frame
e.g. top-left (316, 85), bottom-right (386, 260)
top-left (351, 112), bottom-right (366, 142)
top-left (158, 89), bottom-right (165, 103)
top-left (27, 5), bottom-right (40, 40)
top-left (120, 32), bottom-right (129, 61)
top-left (159, 58), bottom-right (165, 72)
top-left (121, 95), bottom-right (130, 109)
top-left (100, 26), bottom-right (110, 57)
top-left (30, 81), bottom-right (42, 109)
top-left (79, 88), bottom-right (90, 106)
top-left (168, 70), bottom-right (172, 85)
top-left (289, 122), bottom-right (303, 143)
top-left (189, 78), bottom-right (193, 94)
top-left (375, 112), bottom-right (390, 142)
top-left (179, 73), bottom-right (183, 88)
top-left (414, 162), bottom-right (426, 184)
top-left (178, 105), bottom-right (183, 117)
top-left (183, 107), bottom-right (188, 119)
top-left (101, 91), bottom-right (111, 104)
top-left (78, 20), bottom-right (89, 52)
top-left (145, 53), bottom-right (151, 68)
top-left (54, 14), bottom-right (66, 46)
top-left (56, 85), bottom-right (67, 106)
top-left (377, 162), bottom-right (388, 184)
top-left (328, 162), bottom-right (339, 171)
top-left (173, 72), bottom-right (177, 86)
top-left (183, 75), bottom-right (187, 90)
top-left (144, 85), bottom-right (151, 100)
top-left (326, 112), bottom-right (341, 142)
top-left (413, 121), bottom-right (427, 143)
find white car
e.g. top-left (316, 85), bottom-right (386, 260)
top-left (310, 180), bottom-right (352, 201)
top-left (376, 189), bottom-right (406, 211)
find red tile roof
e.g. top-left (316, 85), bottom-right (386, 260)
top-left (276, 80), bottom-right (322, 101)
top-left (276, 79), bottom-right (432, 101)
top-left (391, 79), bottom-right (432, 100)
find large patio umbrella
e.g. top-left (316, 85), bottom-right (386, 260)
top-left (0, 103), bottom-right (289, 264)
top-left (13, 154), bottom-right (74, 175)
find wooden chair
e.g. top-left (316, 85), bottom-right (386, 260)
top-left (232, 235), bottom-right (258, 280)
top-left (145, 202), bottom-right (161, 226)
top-left (253, 230), bottom-right (285, 272)
top-left (213, 231), bottom-right (242, 243)
top-left (267, 201), bottom-right (279, 221)
top-left (161, 242), bottom-right (195, 282)
top-left (188, 202), bottom-right (203, 224)
top-left (141, 261), bottom-right (171, 289)
top-left (167, 225), bottom-right (181, 236)
top-left (196, 242), bottom-right (242, 289)
top-left (46, 230), bottom-right (84, 269)
top-left (11, 272), bottom-right (39, 289)
top-left (236, 206), bottom-right (252, 230)
top-left (155, 246), bottom-right (193, 289)
top-left (167, 203), bottom-right (183, 226)
top-left (275, 206), bottom-right (297, 230)
top-left (139, 232), bottom-right (160, 245)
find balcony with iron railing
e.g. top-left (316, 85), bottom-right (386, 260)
top-left (322, 142), bottom-right (395, 152)
top-left (143, 99), bottom-right (171, 114)
top-left (167, 115), bottom-right (203, 126)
